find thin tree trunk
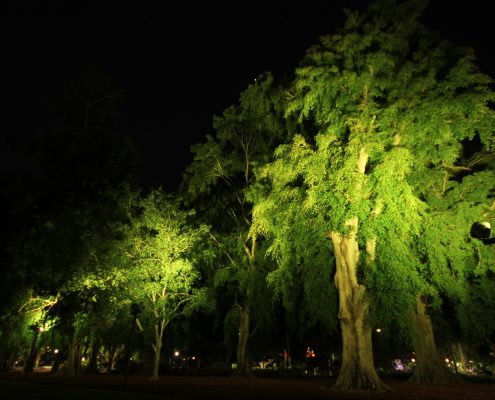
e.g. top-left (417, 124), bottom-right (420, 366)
top-left (85, 339), bottom-right (99, 374)
top-left (33, 351), bottom-right (42, 369)
top-left (455, 342), bottom-right (466, 373)
top-left (410, 296), bottom-right (458, 383)
top-left (106, 345), bottom-right (116, 374)
top-left (329, 217), bottom-right (389, 392)
top-left (233, 240), bottom-right (256, 378)
top-left (151, 320), bottom-right (165, 380)
top-left (56, 339), bottom-right (81, 377)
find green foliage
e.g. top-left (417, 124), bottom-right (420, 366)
top-left (252, 0), bottom-right (495, 338)
top-left (185, 72), bottom-right (289, 200)
top-left (183, 73), bottom-right (293, 361)
top-left (123, 189), bottom-right (210, 330)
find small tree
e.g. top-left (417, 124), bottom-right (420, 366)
top-left (123, 189), bottom-right (208, 380)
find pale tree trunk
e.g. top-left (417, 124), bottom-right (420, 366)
top-left (329, 217), bottom-right (389, 392)
top-left (33, 351), bottom-right (42, 369)
top-left (451, 342), bottom-right (466, 373)
top-left (151, 319), bottom-right (165, 380)
top-left (410, 296), bottom-right (458, 383)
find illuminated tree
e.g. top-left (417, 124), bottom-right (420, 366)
top-left (407, 152), bottom-right (495, 382)
top-left (183, 74), bottom-right (290, 376)
top-left (1, 69), bottom-right (138, 376)
top-left (252, 0), bottom-right (495, 391)
top-left (122, 189), bottom-right (208, 380)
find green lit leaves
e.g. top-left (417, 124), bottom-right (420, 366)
top-left (123, 189), bottom-right (208, 325)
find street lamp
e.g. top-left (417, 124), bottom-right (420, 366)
top-left (123, 303), bottom-right (141, 387)
top-left (470, 222), bottom-right (495, 245)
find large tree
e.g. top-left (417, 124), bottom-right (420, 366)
top-left (409, 148), bottom-right (495, 380)
top-left (183, 74), bottom-right (290, 376)
top-left (252, 0), bottom-right (495, 391)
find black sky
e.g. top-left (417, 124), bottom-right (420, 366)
top-left (3, 1), bottom-right (494, 191)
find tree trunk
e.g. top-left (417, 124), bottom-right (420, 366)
top-left (56, 339), bottom-right (81, 377)
top-left (410, 296), bottom-right (458, 383)
top-left (85, 339), bottom-right (99, 374)
top-left (33, 351), bottom-right (42, 369)
top-left (233, 240), bottom-right (256, 378)
top-left (106, 345), bottom-right (116, 374)
top-left (330, 218), bottom-right (389, 392)
top-left (233, 303), bottom-right (253, 377)
top-left (151, 320), bottom-right (165, 380)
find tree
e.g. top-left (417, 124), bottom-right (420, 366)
top-left (410, 148), bottom-right (495, 380)
top-left (407, 158), bottom-right (495, 382)
top-left (183, 74), bottom-right (290, 376)
top-left (122, 189), bottom-right (209, 380)
top-left (2, 69), bottom-right (139, 376)
top-left (252, 0), bottom-right (495, 391)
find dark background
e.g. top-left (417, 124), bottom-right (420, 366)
top-left (3, 1), bottom-right (494, 191)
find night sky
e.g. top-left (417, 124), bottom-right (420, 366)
top-left (3, 1), bottom-right (494, 191)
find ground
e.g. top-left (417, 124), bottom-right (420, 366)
top-left (1, 371), bottom-right (494, 400)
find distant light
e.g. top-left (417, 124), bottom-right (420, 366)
top-left (375, 328), bottom-right (381, 333)
top-left (174, 351), bottom-right (179, 357)
top-left (192, 356), bottom-right (196, 360)
top-left (445, 358), bottom-right (450, 363)
top-left (54, 349), bottom-right (59, 354)
top-left (411, 358), bottom-right (415, 363)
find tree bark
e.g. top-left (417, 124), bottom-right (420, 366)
top-left (330, 218), bottom-right (389, 392)
top-left (233, 302), bottom-right (253, 377)
top-left (233, 240), bottom-right (256, 378)
top-left (85, 339), bottom-right (99, 374)
top-left (105, 345), bottom-right (116, 374)
top-left (410, 296), bottom-right (458, 383)
top-left (56, 339), bottom-right (81, 377)
top-left (151, 320), bottom-right (165, 380)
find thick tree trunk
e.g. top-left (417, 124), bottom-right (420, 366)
top-left (330, 218), bottom-right (389, 392)
top-left (410, 296), bottom-right (458, 383)
top-left (233, 303), bottom-right (253, 377)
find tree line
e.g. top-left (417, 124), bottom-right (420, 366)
top-left (1, 0), bottom-right (494, 392)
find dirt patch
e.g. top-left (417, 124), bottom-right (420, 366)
top-left (2, 372), bottom-right (494, 400)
